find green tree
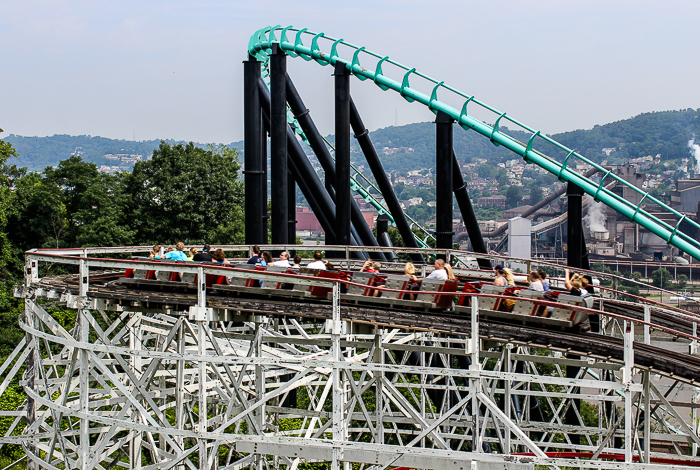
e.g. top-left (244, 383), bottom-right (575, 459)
top-left (504, 185), bottom-right (523, 208)
top-left (676, 274), bottom-right (688, 290)
top-left (476, 164), bottom-right (493, 178)
top-left (124, 142), bottom-right (244, 245)
top-left (651, 268), bottom-right (671, 289)
top-left (43, 156), bottom-right (134, 247)
top-left (529, 185), bottom-right (543, 205)
top-left (9, 172), bottom-right (67, 249)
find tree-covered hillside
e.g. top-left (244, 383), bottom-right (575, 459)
top-left (4, 134), bottom-right (245, 172)
top-left (362, 108), bottom-right (700, 172)
top-left (5, 108), bottom-right (700, 173)
top-left (552, 108), bottom-right (700, 163)
top-left (364, 122), bottom-right (531, 173)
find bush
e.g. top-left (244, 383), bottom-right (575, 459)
top-left (652, 268), bottom-right (671, 289)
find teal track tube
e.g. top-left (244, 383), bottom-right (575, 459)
top-left (249, 27), bottom-right (700, 262)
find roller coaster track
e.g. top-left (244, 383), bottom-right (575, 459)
top-left (23, 273), bottom-right (700, 385)
top-left (248, 26), bottom-right (700, 261)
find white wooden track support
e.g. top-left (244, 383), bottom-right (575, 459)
top-left (3, 259), bottom-right (700, 469)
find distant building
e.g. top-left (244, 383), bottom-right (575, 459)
top-left (673, 179), bottom-right (700, 213)
top-left (296, 208), bottom-right (376, 235)
top-left (477, 195), bottom-right (506, 208)
top-left (503, 205), bottom-right (533, 219)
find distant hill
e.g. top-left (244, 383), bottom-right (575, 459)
top-left (552, 108), bottom-right (700, 163)
top-left (4, 108), bottom-right (699, 172)
top-left (363, 108), bottom-right (700, 173)
top-left (3, 134), bottom-right (245, 172)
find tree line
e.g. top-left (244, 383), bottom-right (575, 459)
top-left (0, 135), bottom-right (244, 365)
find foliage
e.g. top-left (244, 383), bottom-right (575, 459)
top-left (676, 274), bottom-right (688, 290)
top-left (651, 268), bottom-right (671, 289)
top-left (124, 142), bottom-right (244, 245)
top-left (592, 262), bottom-right (614, 287)
top-left (0, 134), bottom-right (251, 461)
top-left (553, 108), bottom-right (700, 164)
top-left (529, 185), bottom-right (544, 205)
top-left (504, 185), bottom-right (523, 208)
top-left (622, 270), bottom-right (642, 287)
top-left (473, 206), bottom-right (503, 220)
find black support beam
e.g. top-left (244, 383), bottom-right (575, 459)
top-left (435, 111), bottom-right (454, 258)
top-left (284, 73), bottom-right (384, 260)
top-left (243, 56), bottom-right (265, 244)
top-left (288, 170), bottom-right (297, 253)
top-left (258, 80), bottom-right (337, 242)
top-left (270, 44), bottom-right (288, 250)
top-left (334, 62), bottom-right (352, 247)
top-left (452, 150), bottom-right (491, 269)
top-left (350, 98), bottom-right (424, 263)
top-left (567, 182), bottom-right (584, 268)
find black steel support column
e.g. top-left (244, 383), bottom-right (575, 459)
top-left (262, 127), bottom-right (268, 240)
top-left (452, 150), bottom-right (490, 269)
top-left (259, 82), bottom-right (337, 241)
top-left (270, 44), bottom-right (288, 251)
top-left (288, 170), bottom-right (297, 255)
top-left (243, 55), bottom-right (264, 244)
top-left (350, 98), bottom-right (424, 263)
top-left (334, 62), bottom-right (352, 247)
top-left (567, 182), bottom-right (584, 268)
top-left (435, 111), bottom-right (454, 259)
top-left (376, 214), bottom-right (399, 262)
top-left (566, 183), bottom-right (584, 445)
top-left (260, 79), bottom-right (369, 260)
top-left (581, 237), bottom-right (590, 270)
top-left (285, 74), bottom-right (384, 259)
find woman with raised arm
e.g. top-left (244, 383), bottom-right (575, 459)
top-left (564, 269), bottom-right (583, 296)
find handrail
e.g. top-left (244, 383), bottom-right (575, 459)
top-left (248, 26), bottom-right (700, 262)
top-left (27, 243), bottom-right (699, 318)
top-left (23, 251), bottom-right (700, 344)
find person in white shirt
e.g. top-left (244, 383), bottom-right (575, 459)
top-left (273, 251), bottom-right (291, 267)
top-left (528, 271), bottom-right (544, 292)
top-left (306, 251), bottom-right (327, 270)
top-left (426, 259), bottom-right (448, 280)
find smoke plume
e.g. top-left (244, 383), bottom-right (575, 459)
top-left (689, 137), bottom-right (700, 173)
top-left (583, 195), bottom-right (607, 234)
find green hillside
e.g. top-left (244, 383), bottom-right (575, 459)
top-left (365, 108), bottom-right (700, 172)
top-left (4, 108), bottom-right (700, 172)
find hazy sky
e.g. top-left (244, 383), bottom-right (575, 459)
top-left (1, 0), bottom-right (699, 144)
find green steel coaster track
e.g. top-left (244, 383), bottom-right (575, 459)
top-left (248, 25), bottom-right (700, 261)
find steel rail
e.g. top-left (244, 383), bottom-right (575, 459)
top-left (22, 273), bottom-right (700, 385)
top-left (248, 26), bottom-right (700, 261)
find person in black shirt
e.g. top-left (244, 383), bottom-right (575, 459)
top-left (564, 269), bottom-right (583, 296)
top-left (193, 244), bottom-right (213, 262)
top-left (247, 245), bottom-right (262, 264)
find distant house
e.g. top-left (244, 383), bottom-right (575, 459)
top-left (406, 197), bottom-right (423, 206)
top-left (477, 195), bottom-right (506, 208)
top-left (503, 205), bottom-right (533, 219)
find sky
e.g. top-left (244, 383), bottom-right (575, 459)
top-left (1, 0), bottom-right (699, 144)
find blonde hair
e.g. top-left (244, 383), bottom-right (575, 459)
top-left (404, 262), bottom-right (416, 275)
top-left (445, 264), bottom-right (456, 281)
top-left (373, 262), bottom-right (382, 270)
top-left (571, 278), bottom-right (582, 289)
top-left (504, 268), bottom-right (515, 286)
top-left (175, 242), bottom-right (185, 251)
top-left (581, 277), bottom-right (590, 288)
